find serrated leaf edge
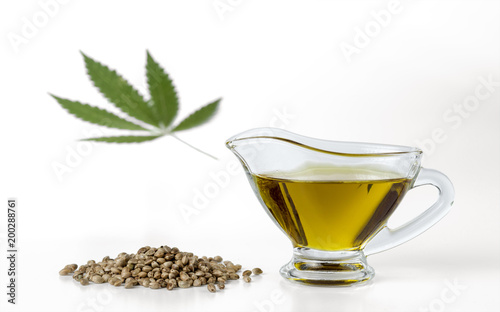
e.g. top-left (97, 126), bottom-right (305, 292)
top-left (50, 94), bottom-right (149, 131)
top-left (145, 50), bottom-right (179, 128)
top-left (172, 98), bottom-right (221, 132)
top-left (80, 51), bottom-right (159, 127)
top-left (82, 135), bottom-right (162, 143)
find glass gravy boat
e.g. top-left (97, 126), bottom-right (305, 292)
top-left (226, 128), bottom-right (454, 286)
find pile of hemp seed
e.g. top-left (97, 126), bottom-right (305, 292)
top-left (59, 245), bottom-right (262, 293)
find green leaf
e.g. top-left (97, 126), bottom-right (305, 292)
top-left (83, 135), bottom-right (161, 143)
top-left (81, 52), bottom-right (159, 126)
top-left (146, 51), bottom-right (179, 128)
top-left (172, 98), bottom-right (221, 132)
top-left (51, 94), bottom-right (147, 131)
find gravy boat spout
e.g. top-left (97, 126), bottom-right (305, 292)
top-left (225, 127), bottom-right (422, 180)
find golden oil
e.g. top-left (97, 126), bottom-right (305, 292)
top-left (253, 165), bottom-right (411, 251)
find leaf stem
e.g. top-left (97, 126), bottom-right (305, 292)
top-left (170, 134), bottom-right (218, 160)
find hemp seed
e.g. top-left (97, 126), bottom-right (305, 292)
top-left (178, 280), bottom-right (193, 288)
top-left (252, 268), bottom-right (263, 275)
top-left (80, 278), bottom-right (89, 286)
top-left (59, 268), bottom-right (72, 276)
top-left (91, 276), bottom-right (104, 284)
top-left (207, 283), bottom-right (216, 293)
top-left (59, 245), bottom-right (260, 293)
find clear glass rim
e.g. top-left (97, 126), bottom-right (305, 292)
top-left (226, 127), bottom-right (423, 157)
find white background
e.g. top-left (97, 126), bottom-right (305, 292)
top-left (1, 0), bottom-right (499, 311)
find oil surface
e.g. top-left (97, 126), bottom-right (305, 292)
top-left (253, 166), bottom-right (411, 251)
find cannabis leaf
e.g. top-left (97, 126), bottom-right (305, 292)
top-left (81, 52), bottom-right (158, 126)
top-left (51, 50), bottom-right (221, 159)
top-left (172, 99), bottom-right (220, 132)
top-left (83, 136), bottom-right (161, 143)
top-left (146, 51), bottom-right (179, 128)
top-left (50, 95), bottom-right (147, 131)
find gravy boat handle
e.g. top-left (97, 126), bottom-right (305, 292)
top-left (364, 168), bottom-right (455, 256)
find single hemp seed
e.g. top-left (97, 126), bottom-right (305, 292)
top-left (207, 283), bottom-right (216, 293)
top-left (59, 264), bottom-right (78, 276)
top-left (252, 268), bottom-right (263, 275)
